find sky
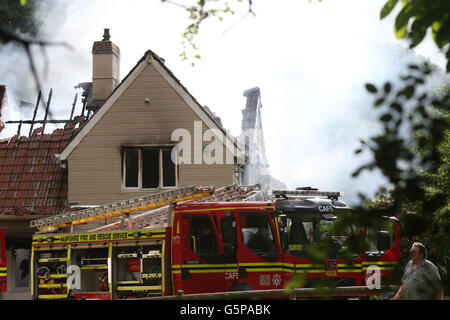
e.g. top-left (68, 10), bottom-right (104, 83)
top-left (0, 0), bottom-right (448, 204)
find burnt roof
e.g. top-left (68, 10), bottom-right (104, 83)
top-left (0, 117), bottom-right (84, 216)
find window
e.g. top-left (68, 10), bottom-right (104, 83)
top-left (220, 216), bottom-right (237, 256)
top-left (290, 221), bottom-right (315, 245)
top-left (125, 150), bottom-right (139, 188)
top-left (281, 217), bottom-right (320, 258)
top-left (285, 218), bottom-right (318, 252)
top-left (240, 213), bottom-right (276, 254)
top-left (182, 215), bottom-right (218, 255)
top-left (122, 147), bottom-right (177, 189)
top-left (366, 222), bottom-right (395, 252)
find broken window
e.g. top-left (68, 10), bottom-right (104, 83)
top-left (125, 150), bottom-right (139, 188)
top-left (142, 149), bottom-right (159, 188)
top-left (162, 149), bottom-right (176, 187)
top-left (122, 147), bottom-right (177, 189)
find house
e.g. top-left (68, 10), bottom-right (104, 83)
top-left (59, 29), bottom-right (243, 207)
top-left (0, 29), bottom-right (244, 299)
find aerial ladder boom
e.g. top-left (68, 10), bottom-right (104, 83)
top-left (89, 184), bottom-right (261, 232)
top-left (30, 184), bottom-right (261, 233)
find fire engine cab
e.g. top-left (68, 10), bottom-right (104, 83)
top-left (273, 188), bottom-right (399, 293)
top-left (171, 188), bottom-right (399, 296)
top-left (27, 185), bottom-right (399, 299)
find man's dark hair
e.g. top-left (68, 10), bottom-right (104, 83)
top-left (413, 242), bottom-right (427, 259)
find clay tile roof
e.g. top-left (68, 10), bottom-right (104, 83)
top-left (0, 118), bottom-right (84, 216)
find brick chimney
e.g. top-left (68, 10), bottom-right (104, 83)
top-left (91, 28), bottom-right (120, 111)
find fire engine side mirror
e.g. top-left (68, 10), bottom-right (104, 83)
top-left (376, 231), bottom-right (390, 252)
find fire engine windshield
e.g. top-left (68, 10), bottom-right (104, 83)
top-left (282, 216), bottom-right (317, 257)
top-left (320, 219), bottom-right (354, 245)
top-left (281, 214), bottom-right (356, 258)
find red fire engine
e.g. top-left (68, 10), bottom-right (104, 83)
top-left (26, 185), bottom-right (399, 299)
top-left (171, 188), bottom-right (399, 296)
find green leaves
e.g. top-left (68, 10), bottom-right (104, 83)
top-left (380, 0), bottom-right (399, 20)
top-left (379, 0), bottom-right (450, 71)
top-left (397, 85), bottom-right (415, 99)
top-left (390, 102), bottom-right (403, 113)
top-left (394, 2), bottom-right (413, 39)
top-left (355, 60), bottom-right (450, 252)
top-left (365, 83), bottom-right (378, 93)
top-left (410, 18), bottom-right (428, 47)
top-left (380, 113), bottom-right (393, 122)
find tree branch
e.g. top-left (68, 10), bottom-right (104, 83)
top-left (0, 27), bottom-right (72, 121)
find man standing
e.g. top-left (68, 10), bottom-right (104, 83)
top-left (393, 242), bottom-right (443, 300)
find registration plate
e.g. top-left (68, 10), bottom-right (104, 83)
top-left (325, 259), bottom-right (338, 277)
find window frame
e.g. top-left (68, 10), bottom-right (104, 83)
top-left (122, 146), bottom-right (178, 191)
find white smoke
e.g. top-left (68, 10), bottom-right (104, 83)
top-left (0, 0), bottom-right (92, 138)
top-left (0, 0), bottom-right (447, 205)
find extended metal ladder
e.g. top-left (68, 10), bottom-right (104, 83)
top-left (30, 186), bottom-right (211, 232)
top-left (31, 185), bottom-right (261, 233)
top-left (89, 184), bottom-right (262, 232)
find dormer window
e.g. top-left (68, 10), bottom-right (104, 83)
top-left (122, 146), bottom-right (177, 190)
